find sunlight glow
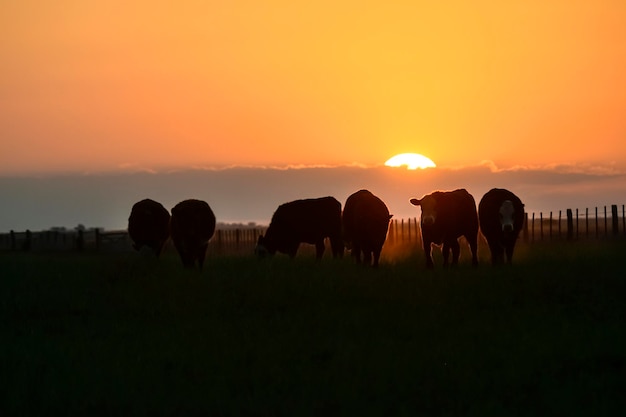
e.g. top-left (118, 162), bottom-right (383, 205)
top-left (384, 153), bottom-right (437, 170)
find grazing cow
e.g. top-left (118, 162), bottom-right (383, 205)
top-left (343, 190), bottom-right (392, 268)
top-left (127, 198), bottom-right (170, 257)
top-left (410, 189), bottom-right (479, 269)
top-left (170, 199), bottom-right (216, 269)
top-left (479, 188), bottom-right (525, 265)
top-left (256, 197), bottom-right (343, 259)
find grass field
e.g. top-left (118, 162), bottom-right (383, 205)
top-left (1, 240), bottom-right (625, 416)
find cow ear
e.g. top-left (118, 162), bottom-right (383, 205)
top-left (388, 214), bottom-right (394, 220)
top-left (410, 198), bottom-right (421, 206)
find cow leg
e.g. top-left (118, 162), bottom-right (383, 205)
top-left (154, 242), bottom-right (163, 258)
top-left (372, 249), bottom-right (381, 268)
top-left (197, 242), bottom-right (209, 270)
top-left (450, 240), bottom-right (461, 266)
top-left (363, 250), bottom-right (372, 267)
top-left (182, 253), bottom-right (195, 269)
top-left (287, 242), bottom-right (299, 259)
top-left (489, 242), bottom-right (504, 265)
top-left (352, 243), bottom-right (362, 264)
top-left (424, 241), bottom-right (434, 269)
top-left (505, 241), bottom-right (515, 265)
top-left (468, 235), bottom-right (479, 267)
top-left (330, 236), bottom-right (344, 258)
top-left (315, 240), bottom-right (325, 260)
top-left (442, 243), bottom-right (451, 267)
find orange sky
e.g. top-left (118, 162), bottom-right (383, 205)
top-left (1, 0), bottom-right (625, 174)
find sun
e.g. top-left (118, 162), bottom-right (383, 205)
top-left (384, 153), bottom-right (436, 170)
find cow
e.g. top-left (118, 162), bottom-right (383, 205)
top-left (127, 198), bottom-right (170, 257)
top-left (256, 196), bottom-right (343, 259)
top-left (343, 190), bottom-right (392, 268)
top-left (170, 199), bottom-right (216, 269)
top-left (410, 189), bottom-right (479, 269)
top-left (478, 188), bottom-right (525, 265)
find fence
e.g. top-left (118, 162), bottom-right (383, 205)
top-left (386, 217), bottom-right (421, 246)
top-left (208, 228), bottom-right (266, 256)
top-left (384, 204), bottom-right (626, 245)
top-left (1, 204), bottom-right (625, 254)
top-left (0, 229), bottom-right (133, 252)
top-left (525, 205), bottom-right (626, 242)
top-left (0, 227), bottom-right (267, 255)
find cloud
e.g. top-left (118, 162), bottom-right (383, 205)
top-left (183, 162), bottom-right (376, 172)
top-left (472, 160), bottom-right (625, 176)
top-left (116, 163), bottom-right (158, 174)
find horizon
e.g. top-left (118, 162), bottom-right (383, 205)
top-left (2, 162), bottom-right (625, 232)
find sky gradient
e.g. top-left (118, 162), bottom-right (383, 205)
top-left (2, 1), bottom-right (626, 174)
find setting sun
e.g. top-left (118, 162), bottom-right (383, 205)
top-left (384, 153), bottom-right (437, 170)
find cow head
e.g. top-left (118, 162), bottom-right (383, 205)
top-left (499, 200), bottom-right (516, 232)
top-left (255, 235), bottom-right (273, 257)
top-left (410, 195), bottom-right (437, 226)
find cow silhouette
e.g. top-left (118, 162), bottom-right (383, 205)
top-left (127, 198), bottom-right (170, 257)
top-left (343, 189), bottom-right (392, 268)
top-left (410, 189), bottom-right (479, 269)
top-left (256, 197), bottom-right (343, 259)
top-left (479, 188), bottom-right (525, 265)
top-left (170, 199), bottom-right (216, 269)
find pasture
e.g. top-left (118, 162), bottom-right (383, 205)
top-left (1, 240), bottom-right (625, 416)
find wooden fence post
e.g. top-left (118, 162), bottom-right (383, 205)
top-left (76, 230), bottom-right (84, 252)
top-left (393, 219), bottom-right (398, 244)
top-left (549, 212), bottom-right (553, 240)
top-left (558, 210), bottom-right (562, 239)
top-left (540, 212), bottom-right (544, 241)
top-left (216, 230), bottom-right (223, 255)
top-left (531, 213), bottom-right (535, 242)
top-left (415, 217), bottom-right (421, 245)
top-left (523, 213), bottom-right (529, 243)
top-left (24, 230), bottom-right (32, 251)
top-left (611, 205), bottom-right (619, 237)
top-left (595, 207), bottom-right (599, 239)
top-left (566, 209), bottom-right (573, 241)
top-left (406, 217), bottom-right (411, 243)
top-left (95, 229), bottom-right (101, 251)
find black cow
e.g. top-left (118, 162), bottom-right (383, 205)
top-left (127, 198), bottom-right (170, 257)
top-left (343, 190), bottom-right (392, 268)
top-left (479, 188), bottom-right (525, 265)
top-left (410, 189), bottom-right (479, 268)
top-left (170, 199), bottom-right (216, 269)
top-left (256, 197), bottom-right (343, 259)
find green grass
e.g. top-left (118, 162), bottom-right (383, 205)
top-left (1, 241), bottom-right (626, 416)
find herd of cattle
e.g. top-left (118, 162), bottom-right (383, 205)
top-left (128, 188), bottom-right (524, 270)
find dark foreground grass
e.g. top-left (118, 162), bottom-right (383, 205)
top-left (1, 242), bottom-right (625, 416)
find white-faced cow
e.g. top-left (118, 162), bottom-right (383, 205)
top-left (343, 190), bottom-right (392, 268)
top-left (478, 188), bottom-right (525, 265)
top-left (170, 199), bottom-right (216, 270)
top-left (410, 189), bottom-right (479, 269)
top-left (256, 197), bottom-right (343, 259)
top-left (127, 198), bottom-right (170, 257)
